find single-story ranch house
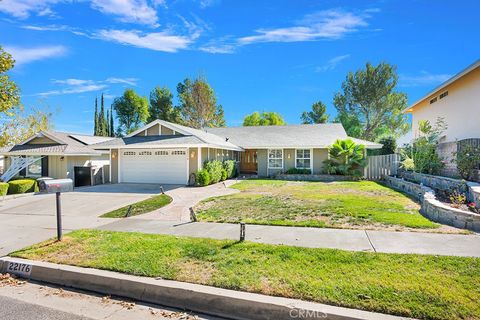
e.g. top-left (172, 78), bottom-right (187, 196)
top-left (0, 120), bottom-right (381, 186)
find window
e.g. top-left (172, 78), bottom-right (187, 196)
top-left (439, 91), bottom-right (448, 99)
top-left (139, 151), bottom-right (152, 156)
top-left (171, 150), bottom-right (186, 155)
top-left (155, 150), bottom-right (168, 156)
top-left (27, 157), bottom-right (42, 177)
top-left (429, 97), bottom-right (437, 104)
top-left (268, 149), bottom-right (283, 169)
top-left (296, 149), bottom-right (311, 169)
top-left (123, 151), bottom-right (136, 156)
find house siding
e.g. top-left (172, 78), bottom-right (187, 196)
top-left (313, 149), bottom-right (328, 174)
top-left (110, 149), bottom-right (119, 183)
top-left (27, 136), bottom-right (57, 144)
top-left (188, 147), bottom-right (199, 175)
top-left (161, 126), bottom-right (174, 135)
top-left (48, 156), bottom-right (68, 179)
top-left (146, 124), bottom-right (160, 135)
top-left (256, 148), bottom-right (328, 177)
top-left (410, 66), bottom-right (480, 142)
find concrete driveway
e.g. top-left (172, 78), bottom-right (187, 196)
top-left (0, 183), bottom-right (166, 256)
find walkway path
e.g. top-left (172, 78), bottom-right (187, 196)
top-left (131, 180), bottom-right (239, 221)
top-left (99, 219), bottom-right (480, 257)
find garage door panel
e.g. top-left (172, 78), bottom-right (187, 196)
top-left (120, 149), bottom-right (187, 184)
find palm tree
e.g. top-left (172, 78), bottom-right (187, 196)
top-left (326, 139), bottom-right (366, 176)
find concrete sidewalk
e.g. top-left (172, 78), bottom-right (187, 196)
top-left (99, 220), bottom-right (480, 257)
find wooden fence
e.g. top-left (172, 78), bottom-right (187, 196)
top-left (364, 154), bottom-right (400, 180)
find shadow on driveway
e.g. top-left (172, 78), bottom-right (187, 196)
top-left (73, 183), bottom-right (184, 195)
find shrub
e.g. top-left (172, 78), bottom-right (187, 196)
top-left (455, 144), bottom-right (480, 181)
top-left (196, 169), bottom-right (211, 187)
top-left (323, 139), bottom-right (366, 177)
top-left (285, 168), bottom-right (311, 174)
top-left (378, 136), bottom-right (397, 155)
top-left (204, 160), bottom-right (223, 184)
top-left (220, 169), bottom-right (228, 181)
top-left (7, 179), bottom-right (38, 195)
top-left (223, 160), bottom-right (236, 178)
top-left (0, 182), bottom-right (8, 196)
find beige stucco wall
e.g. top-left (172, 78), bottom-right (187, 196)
top-left (48, 156), bottom-right (68, 179)
top-left (110, 149), bottom-right (119, 183)
top-left (147, 124), bottom-right (160, 135)
top-left (255, 148), bottom-right (328, 177)
top-left (188, 147), bottom-right (199, 175)
top-left (409, 66), bottom-right (480, 142)
top-left (161, 126), bottom-right (174, 135)
top-left (313, 149), bottom-right (328, 174)
top-left (27, 136), bottom-right (57, 144)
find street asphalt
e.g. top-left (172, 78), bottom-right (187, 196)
top-left (0, 296), bottom-right (94, 320)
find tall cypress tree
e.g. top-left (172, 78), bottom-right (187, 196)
top-left (98, 93), bottom-right (106, 136)
top-left (109, 105), bottom-right (115, 137)
top-left (94, 97), bottom-right (98, 135)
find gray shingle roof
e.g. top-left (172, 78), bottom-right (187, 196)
top-left (0, 131), bottom-right (109, 155)
top-left (205, 124), bottom-right (382, 149)
top-left (92, 135), bottom-right (204, 148)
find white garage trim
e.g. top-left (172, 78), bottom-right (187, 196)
top-left (119, 148), bottom-right (189, 185)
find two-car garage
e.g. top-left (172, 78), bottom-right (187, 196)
top-left (119, 148), bottom-right (188, 185)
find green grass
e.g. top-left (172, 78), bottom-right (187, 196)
top-left (195, 179), bottom-right (442, 231)
top-left (100, 194), bottom-right (172, 218)
top-left (12, 229), bottom-right (480, 320)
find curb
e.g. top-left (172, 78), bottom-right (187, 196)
top-left (0, 257), bottom-right (410, 320)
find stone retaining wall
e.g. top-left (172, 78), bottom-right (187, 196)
top-left (384, 175), bottom-right (480, 232)
top-left (275, 174), bottom-right (355, 182)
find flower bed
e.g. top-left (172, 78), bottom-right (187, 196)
top-left (384, 175), bottom-right (480, 232)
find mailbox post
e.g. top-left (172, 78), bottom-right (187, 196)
top-left (38, 179), bottom-right (74, 241)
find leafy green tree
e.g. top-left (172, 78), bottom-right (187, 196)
top-left (403, 117), bottom-right (447, 175)
top-left (112, 89), bottom-right (149, 134)
top-left (323, 139), bottom-right (366, 177)
top-left (148, 86), bottom-right (180, 123)
top-left (243, 111), bottom-right (286, 126)
top-left (0, 107), bottom-right (52, 147)
top-left (301, 101), bottom-right (329, 124)
top-left (176, 76), bottom-right (225, 128)
top-left (0, 46), bottom-right (20, 115)
top-left (334, 62), bottom-right (409, 141)
top-left (98, 93), bottom-right (109, 136)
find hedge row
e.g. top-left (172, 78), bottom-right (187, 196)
top-left (196, 160), bottom-right (237, 187)
top-left (0, 178), bottom-right (39, 196)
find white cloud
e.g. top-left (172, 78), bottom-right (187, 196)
top-left (106, 77), bottom-right (138, 86)
top-left (399, 72), bottom-right (452, 87)
top-left (315, 54), bottom-right (350, 72)
top-left (4, 45), bottom-right (67, 65)
top-left (199, 44), bottom-right (235, 54)
top-left (238, 9), bottom-right (371, 45)
top-left (95, 29), bottom-right (192, 52)
top-left (90, 0), bottom-right (159, 27)
top-left (37, 77), bottom-right (138, 96)
top-left (0, 0), bottom-right (62, 19)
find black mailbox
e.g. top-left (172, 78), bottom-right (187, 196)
top-left (39, 179), bottom-right (74, 194)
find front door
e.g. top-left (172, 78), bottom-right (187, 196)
top-left (240, 149), bottom-right (257, 173)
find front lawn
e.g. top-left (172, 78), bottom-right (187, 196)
top-left (100, 194), bottom-right (172, 218)
top-left (195, 179), bottom-right (446, 231)
top-left (12, 229), bottom-right (480, 320)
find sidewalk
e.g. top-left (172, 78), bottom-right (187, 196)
top-left (99, 220), bottom-right (480, 257)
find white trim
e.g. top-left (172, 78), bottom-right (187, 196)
top-left (118, 150), bottom-right (121, 183)
top-left (405, 59), bottom-right (480, 112)
top-left (109, 150), bottom-right (112, 183)
top-left (294, 148), bottom-right (313, 172)
top-left (20, 131), bottom-right (65, 145)
top-left (126, 120), bottom-right (192, 138)
top-left (197, 147), bottom-right (202, 170)
top-left (267, 148), bottom-right (284, 170)
top-left (185, 147), bottom-right (189, 185)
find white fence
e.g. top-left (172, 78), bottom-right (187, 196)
top-left (364, 154), bottom-right (400, 180)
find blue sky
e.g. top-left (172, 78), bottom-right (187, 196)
top-left (1, 0), bottom-right (479, 134)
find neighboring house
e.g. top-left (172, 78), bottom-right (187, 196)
top-left (404, 59), bottom-right (480, 177)
top-left (1, 120), bottom-right (381, 186)
top-left (0, 131), bottom-right (114, 186)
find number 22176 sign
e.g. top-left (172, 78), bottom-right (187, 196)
top-left (6, 262), bottom-right (32, 278)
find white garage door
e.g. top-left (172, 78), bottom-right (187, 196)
top-left (120, 149), bottom-right (188, 184)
